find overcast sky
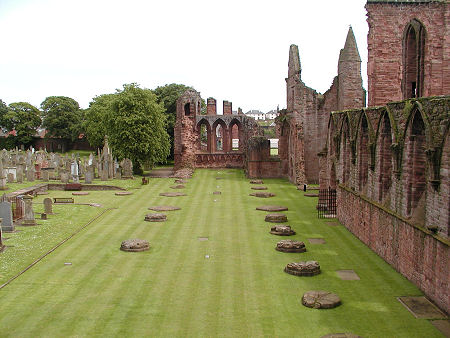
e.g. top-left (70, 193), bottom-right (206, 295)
top-left (0, 0), bottom-right (368, 114)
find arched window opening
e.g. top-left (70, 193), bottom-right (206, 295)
top-left (405, 111), bottom-right (426, 217)
top-left (378, 114), bottom-right (393, 201)
top-left (184, 103), bottom-right (191, 116)
top-left (230, 121), bottom-right (242, 151)
top-left (358, 116), bottom-right (369, 191)
top-left (199, 124), bottom-right (209, 152)
top-left (215, 124), bottom-right (224, 151)
top-left (340, 120), bottom-right (351, 184)
top-left (403, 20), bottom-right (425, 99)
top-left (330, 162), bottom-right (337, 189)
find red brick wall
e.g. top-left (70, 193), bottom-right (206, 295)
top-left (366, 2), bottom-right (449, 106)
top-left (223, 101), bottom-right (232, 115)
top-left (207, 98), bottom-right (217, 116)
top-left (338, 187), bottom-right (449, 314)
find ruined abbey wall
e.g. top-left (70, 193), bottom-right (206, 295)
top-left (319, 96), bottom-right (450, 313)
top-left (366, 1), bottom-right (449, 106)
top-left (278, 28), bottom-right (365, 184)
top-left (174, 89), bottom-right (262, 171)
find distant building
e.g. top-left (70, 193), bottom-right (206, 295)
top-left (245, 109), bottom-right (279, 121)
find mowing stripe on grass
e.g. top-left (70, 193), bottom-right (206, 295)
top-left (0, 207), bottom-right (116, 291)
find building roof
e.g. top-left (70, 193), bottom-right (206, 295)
top-left (367, 0), bottom-right (447, 3)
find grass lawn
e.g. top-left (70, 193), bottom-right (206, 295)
top-left (0, 169), bottom-right (443, 337)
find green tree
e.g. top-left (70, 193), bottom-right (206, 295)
top-left (106, 83), bottom-right (170, 173)
top-left (0, 99), bottom-right (8, 129)
top-left (84, 94), bottom-right (115, 149)
top-left (40, 96), bottom-right (83, 145)
top-left (5, 102), bottom-right (42, 146)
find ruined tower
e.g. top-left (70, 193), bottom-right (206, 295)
top-left (338, 26), bottom-right (366, 110)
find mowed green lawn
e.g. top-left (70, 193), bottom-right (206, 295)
top-left (0, 169), bottom-right (443, 337)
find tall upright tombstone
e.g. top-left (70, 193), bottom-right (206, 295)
top-left (0, 201), bottom-right (14, 232)
top-left (43, 198), bottom-right (53, 214)
top-left (0, 161), bottom-right (8, 191)
top-left (21, 195), bottom-right (36, 226)
top-left (85, 170), bottom-right (93, 184)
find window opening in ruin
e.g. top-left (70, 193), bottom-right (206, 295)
top-left (184, 103), bottom-right (191, 116)
top-left (230, 121), bottom-right (241, 151)
top-left (358, 116), bottom-right (369, 192)
top-left (403, 20), bottom-right (425, 99)
top-left (405, 111), bottom-right (426, 217)
top-left (216, 125), bottom-right (223, 151)
top-left (199, 124), bottom-right (209, 152)
top-left (378, 114), bottom-right (392, 201)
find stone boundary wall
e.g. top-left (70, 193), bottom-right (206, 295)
top-left (338, 186), bottom-right (449, 314)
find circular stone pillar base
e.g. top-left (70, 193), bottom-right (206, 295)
top-left (284, 261), bottom-right (320, 276)
top-left (120, 239), bottom-right (150, 252)
top-left (302, 290), bottom-right (341, 309)
top-left (269, 225), bottom-right (296, 236)
top-left (276, 240), bottom-right (306, 253)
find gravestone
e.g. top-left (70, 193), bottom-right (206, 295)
top-left (43, 198), bottom-right (53, 214)
top-left (7, 173), bottom-right (14, 183)
top-left (21, 195), bottom-right (36, 226)
top-left (26, 166), bottom-right (35, 182)
top-left (122, 158), bottom-right (133, 178)
top-left (41, 170), bottom-right (49, 182)
top-left (0, 201), bottom-right (14, 232)
top-left (85, 170), bottom-right (93, 184)
top-left (16, 166), bottom-right (24, 183)
top-left (60, 172), bottom-right (69, 184)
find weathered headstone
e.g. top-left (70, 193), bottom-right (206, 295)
top-left (0, 201), bottom-right (14, 232)
top-left (85, 170), bottom-right (93, 184)
top-left (7, 173), bottom-right (14, 183)
top-left (43, 198), bottom-right (53, 214)
top-left (41, 170), bottom-right (49, 182)
top-left (21, 195), bottom-right (36, 226)
top-left (26, 166), bottom-right (35, 182)
top-left (60, 172), bottom-right (69, 184)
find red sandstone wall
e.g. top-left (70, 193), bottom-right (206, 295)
top-left (337, 187), bottom-right (449, 314)
top-left (366, 2), bottom-right (449, 106)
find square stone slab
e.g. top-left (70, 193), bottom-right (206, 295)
top-left (431, 320), bottom-right (450, 337)
top-left (198, 237), bottom-right (209, 241)
top-left (336, 270), bottom-right (360, 280)
top-left (398, 296), bottom-right (447, 319)
top-left (326, 221), bottom-right (341, 226)
top-left (308, 238), bottom-right (326, 244)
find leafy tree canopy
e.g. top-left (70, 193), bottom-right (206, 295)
top-left (40, 96), bottom-right (82, 141)
top-left (106, 83), bottom-right (170, 171)
top-left (5, 102), bottom-right (41, 146)
top-left (84, 94), bottom-right (115, 149)
top-left (0, 99), bottom-right (8, 129)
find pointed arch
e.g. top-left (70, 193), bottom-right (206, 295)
top-left (212, 119), bottom-right (228, 153)
top-left (229, 118), bottom-right (243, 151)
top-left (402, 108), bottom-right (427, 218)
top-left (357, 113), bottom-right (370, 192)
top-left (375, 111), bottom-right (393, 201)
top-left (196, 118), bottom-right (211, 152)
top-left (403, 19), bottom-right (426, 99)
top-left (339, 116), bottom-right (351, 185)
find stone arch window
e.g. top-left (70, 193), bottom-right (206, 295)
top-left (330, 162), bottom-right (337, 189)
top-left (376, 113), bottom-right (393, 201)
top-left (403, 19), bottom-right (425, 99)
top-left (197, 119), bottom-right (211, 152)
top-left (403, 110), bottom-right (426, 217)
top-left (358, 115), bottom-right (369, 191)
top-left (184, 103), bottom-right (191, 116)
top-left (212, 119), bottom-right (228, 153)
top-left (340, 118), bottom-right (351, 184)
top-left (229, 119), bottom-right (242, 151)
top-left (197, 102), bottom-right (201, 114)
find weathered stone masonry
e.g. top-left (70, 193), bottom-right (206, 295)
top-left (366, 0), bottom-right (449, 106)
top-left (174, 89), bottom-right (262, 170)
top-left (277, 27), bottom-right (365, 185)
top-left (319, 96), bottom-right (449, 313)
